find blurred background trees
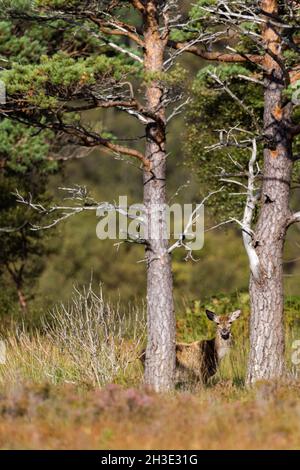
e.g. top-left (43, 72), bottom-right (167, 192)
top-left (0, 120), bottom-right (57, 315)
top-left (0, 0), bottom-right (299, 324)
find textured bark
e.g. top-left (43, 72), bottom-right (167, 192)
top-left (143, 1), bottom-right (176, 391)
top-left (247, 0), bottom-right (293, 383)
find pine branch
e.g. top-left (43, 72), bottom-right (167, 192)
top-left (168, 40), bottom-right (263, 64)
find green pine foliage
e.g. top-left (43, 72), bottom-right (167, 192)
top-left (2, 53), bottom-right (137, 110)
top-left (0, 5), bottom-right (61, 315)
top-left (0, 127), bottom-right (57, 317)
top-left (185, 0), bottom-right (300, 221)
top-left (186, 65), bottom-right (264, 220)
top-left (0, 0), bottom-right (299, 317)
top-left (0, 120), bottom-right (53, 173)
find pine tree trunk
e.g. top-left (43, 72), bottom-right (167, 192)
top-left (143, 1), bottom-right (176, 391)
top-left (246, 0), bottom-right (293, 383)
top-left (143, 144), bottom-right (176, 391)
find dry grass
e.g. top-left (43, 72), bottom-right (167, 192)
top-left (0, 286), bottom-right (145, 388)
top-left (0, 381), bottom-right (300, 449)
top-left (0, 288), bottom-right (300, 449)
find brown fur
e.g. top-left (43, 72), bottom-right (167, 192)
top-left (175, 339), bottom-right (218, 385)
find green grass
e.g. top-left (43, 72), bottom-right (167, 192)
top-left (0, 289), bottom-right (300, 449)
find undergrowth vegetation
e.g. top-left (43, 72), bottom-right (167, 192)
top-left (0, 286), bottom-right (146, 388)
top-left (0, 287), bottom-right (300, 449)
top-left (1, 287), bottom-right (300, 390)
top-left (1, 381), bottom-right (300, 449)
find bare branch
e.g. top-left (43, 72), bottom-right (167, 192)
top-left (106, 40), bottom-right (143, 63)
top-left (287, 211), bottom-right (300, 227)
top-left (205, 125), bottom-right (258, 152)
top-left (241, 139), bottom-right (261, 281)
top-left (166, 98), bottom-right (190, 123)
top-left (167, 40), bottom-right (263, 64)
top-left (168, 187), bottom-right (224, 255)
top-left (13, 188), bottom-right (101, 230)
top-left (13, 187), bottom-right (148, 252)
top-left (0, 222), bottom-right (27, 233)
top-left (237, 74), bottom-right (264, 86)
top-left (219, 178), bottom-right (248, 190)
top-left (207, 71), bottom-right (260, 132)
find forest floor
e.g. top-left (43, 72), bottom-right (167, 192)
top-left (0, 380), bottom-right (300, 449)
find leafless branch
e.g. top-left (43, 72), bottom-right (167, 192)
top-left (207, 70), bottom-right (260, 132)
top-left (241, 139), bottom-right (261, 280)
top-left (168, 186), bottom-right (224, 255)
top-left (0, 222), bottom-right (27, 233)
top-left (167, 98), bottom-right (190, 123)
top-left (287, 211), bottom-right (300, 227)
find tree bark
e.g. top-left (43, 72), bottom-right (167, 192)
top-left (143, 1), bottom-right (176, 391)
top-left (247, 0), bottom-right (293, 383)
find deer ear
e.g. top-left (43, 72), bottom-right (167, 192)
top-left (229, 310), bottom-right (241, 322)
top-left (206, 309), bottom-right (218, 322)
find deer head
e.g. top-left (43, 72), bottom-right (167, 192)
top-left (205, 309), bottom-right (241, 341)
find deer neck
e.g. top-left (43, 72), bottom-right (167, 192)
top-left (215, 333), bottom-right (232, 361)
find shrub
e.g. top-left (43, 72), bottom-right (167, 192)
top-left (0, 285), bottom-right (146, 388)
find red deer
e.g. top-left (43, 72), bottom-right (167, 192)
top-left (139, 310), bottom-right (241, 385)
top-left (140, 309), bottom-right (241, 387)
top-left (175, 309), bottom-right (241, 386)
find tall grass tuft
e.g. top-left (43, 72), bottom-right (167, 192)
top-left (0, 285), bottom-right (146, 388)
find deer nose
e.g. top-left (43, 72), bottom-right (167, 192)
top-left (221, 329), bottom-right (230, 339)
